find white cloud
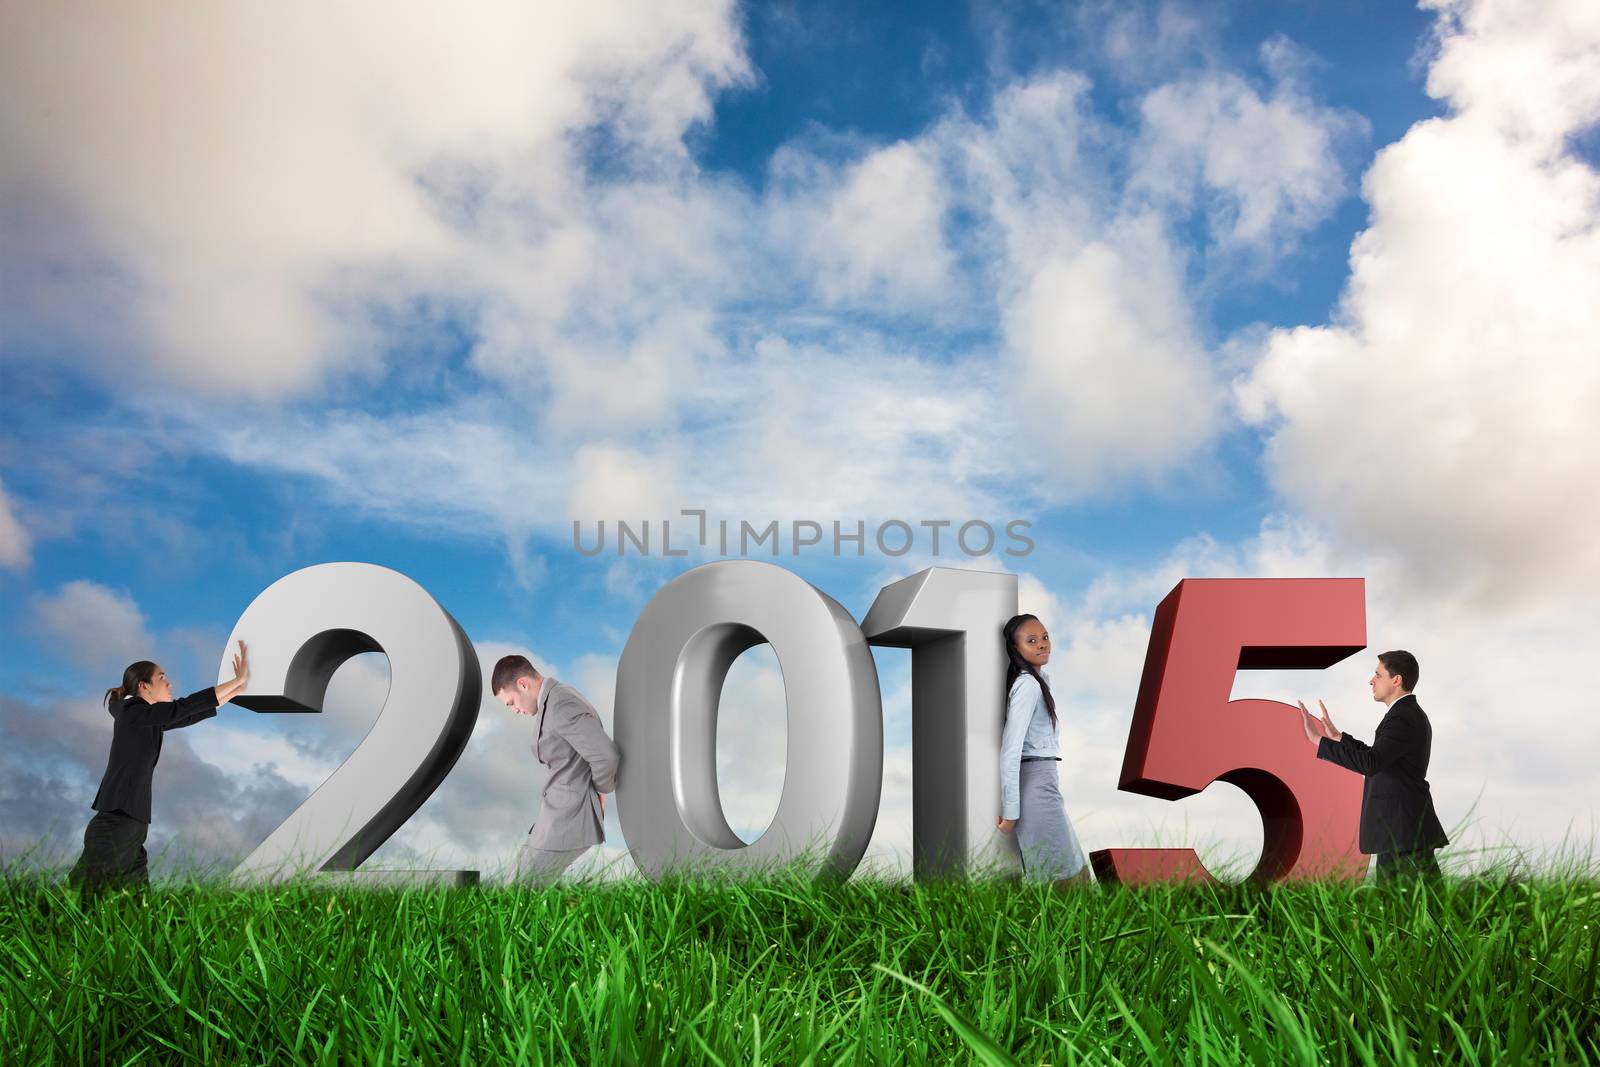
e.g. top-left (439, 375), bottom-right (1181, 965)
top-left (3, 4), bottom-right (1374, 541)
top-left (1016, 572), bottom-right (1066, 630)
top-left (775, 139), bottom-right (958, 310)
top-left (926, 66), bottom-right (1347, 499)
top-left (1421, 0), bottom-right (1600, 152)
top-left (1132, 61), bottom-right (1365, 256)
top-left (0, 479), bottom-right (28, 568)
top-left (464, 180), bottom-right (747, 429)
top-left (0, 0), bottom-right (750, 397)
top-left (1000, 230), bottom-right (1221, 496)
top-left (940, 48), bottom-right (1362, 498)
top-left (1092, 2), bottom-right (1217, 85)
top-left (564, 444), bottom-right (686, 531)
top-left (709, 336), bottom-right (1016, 520)
top-left (182, 332), bottom-right (1022, 546)
top-left (203, 405), bottom-right (568, 537)
top-left (1237, 0), bottom-right (1600, 610)
top-left (33, 580), bottom-right (154, 675)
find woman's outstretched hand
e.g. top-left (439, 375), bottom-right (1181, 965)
top-left (216, 640), bottom-right (251, 705)
top-left (996, 816), bottom-right (1017, 835)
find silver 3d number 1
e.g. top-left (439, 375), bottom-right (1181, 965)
top-left (219, 561), bottom-right (1368, 886)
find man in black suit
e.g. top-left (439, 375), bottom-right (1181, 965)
top-left (1300, 650), bottom-right (1448, 883)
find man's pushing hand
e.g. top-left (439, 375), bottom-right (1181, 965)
top-left (1298, 700), bottom-right (1328, 745)
top-left (1316, 699), bottom-right (1342, 742)
top-left (1299, 700), bottom-right (1337, 742)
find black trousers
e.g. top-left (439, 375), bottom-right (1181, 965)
top-left (1374, 847), bottom-right (1441, 884)
top-left (67, 809), bottom-right (150, 897)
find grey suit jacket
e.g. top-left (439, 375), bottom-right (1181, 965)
top-left (528, 678), bottom-right (620, 850)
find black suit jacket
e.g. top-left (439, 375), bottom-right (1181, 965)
top-left (1317, 693), bottom-right (1448, 854)
top-left (91, 687), bottom-right (219, 824)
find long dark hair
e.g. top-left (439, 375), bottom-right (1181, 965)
top-left (105, 661), bottom-right (158, 712)
top-left (1002, 614), bottom-right (1056, 728)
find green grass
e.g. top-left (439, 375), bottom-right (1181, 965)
top-left (4, 858), bottom-right (1599, 1065)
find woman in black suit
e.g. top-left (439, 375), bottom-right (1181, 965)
top-left (68, 640), bottom-right (250, 897)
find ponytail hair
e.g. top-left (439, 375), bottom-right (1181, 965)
top-left (1002, 614), bottom-right (1057, 728)
top-left (105, 660), bottom-right (158, 712)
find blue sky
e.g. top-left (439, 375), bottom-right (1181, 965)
top-left (2, 0), bottom-right (1596, 881)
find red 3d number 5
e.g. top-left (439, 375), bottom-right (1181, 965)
top-left (1090, 578), bottom-right (1369, 885)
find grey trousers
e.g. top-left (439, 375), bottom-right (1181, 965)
top-left (515, 834), bottom-right (589, 885)
top-left (1016, 759), bottom-right (1091, 882)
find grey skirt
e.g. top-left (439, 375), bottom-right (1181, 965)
top-left (1016, 759), bottom-right (1090, 882)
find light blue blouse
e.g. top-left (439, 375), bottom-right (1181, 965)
top-left (1000, 666), bottom-right (1060, 821)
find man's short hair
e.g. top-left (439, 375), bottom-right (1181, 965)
top-left (491, 654), bottom-right (539, 694)
top-left (1378, 650), bottom-right (1420, 692)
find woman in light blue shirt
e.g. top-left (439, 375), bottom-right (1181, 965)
top-left (996, 613), bottom-right (1093, 885)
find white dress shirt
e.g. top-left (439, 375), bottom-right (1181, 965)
top-left (999, 666), bottom-right (1061, 821)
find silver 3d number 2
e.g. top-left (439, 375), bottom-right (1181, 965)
top-left (219, 563), bottom-right (480, 886)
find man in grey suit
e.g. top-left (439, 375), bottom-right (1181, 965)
top-left (492, 655), bottom-right (620, 884)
